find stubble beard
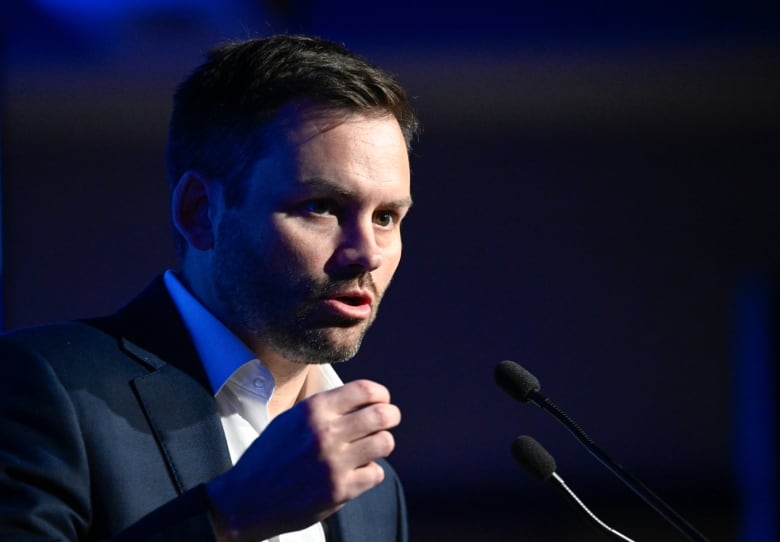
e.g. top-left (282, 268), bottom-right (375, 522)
top-left (212, 216), bottom-right (381, 365)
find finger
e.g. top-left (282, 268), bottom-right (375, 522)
top-left (332, 460), bottom-right (387, 504)
top-left (349, 429), bottom-right (397, 462)
top-left (324, 430), bottom-right (396, 481)
top-left (311, 379), bottom-right (390, 415)
top-left (335, 402), bottom-right (401, 443)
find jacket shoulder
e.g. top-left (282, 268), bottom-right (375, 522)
top-left (0, 318), bottom-right (152, 390)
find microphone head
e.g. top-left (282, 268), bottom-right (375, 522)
top-left (511, 435), bottom-right (557, 482)
top-left (494, 360), bottom-right (541, 402)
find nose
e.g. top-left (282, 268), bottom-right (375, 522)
top-left (331, 219), bottom-right (383, 274)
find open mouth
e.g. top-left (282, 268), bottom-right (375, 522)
top-left (335, 295), bottom-right (368, 307)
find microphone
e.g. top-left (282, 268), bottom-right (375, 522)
top-left (512, 435), bottom-right (636, 542)
top-left (495, 360), bottom-right (710, 542)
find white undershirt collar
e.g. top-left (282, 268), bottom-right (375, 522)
top-left (163, 269), bottom-right (261, 394)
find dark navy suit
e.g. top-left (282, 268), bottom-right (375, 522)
top-left (0, 277), bottom-right (407, 542)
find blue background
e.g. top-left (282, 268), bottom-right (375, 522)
top-left (2, 1), bottom-right (779, 540)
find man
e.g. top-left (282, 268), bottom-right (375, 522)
top-left (0, 35), bottom-right (419, 542)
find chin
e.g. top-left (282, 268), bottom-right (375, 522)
top-left (267, 326), bottom-right (366, 365)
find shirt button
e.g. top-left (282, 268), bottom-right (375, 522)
top-left (253, 378), bottom-right (265, 390)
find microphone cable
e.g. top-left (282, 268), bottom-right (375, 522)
top-left (512, 435), bottom-right (636, 542)
top-left (495, 360), bottom-right (710, 542)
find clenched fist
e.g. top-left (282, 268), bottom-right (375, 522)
top-left (206, 380), bottom-right (401, 542)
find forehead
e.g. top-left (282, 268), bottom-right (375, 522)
top-left (250, 106), bottom-right (411, 201)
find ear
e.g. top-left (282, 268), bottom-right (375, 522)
top-left (171, 171), bottom-right (218, 251)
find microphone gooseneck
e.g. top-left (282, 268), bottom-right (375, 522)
top-left (495, 360), bottom-right (710, 542)
top-left (512, 436), bottom-right (636, 542)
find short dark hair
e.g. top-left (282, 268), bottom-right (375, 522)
top-left (167, 35), bottom-right (419, 257)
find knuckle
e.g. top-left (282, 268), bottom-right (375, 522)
top-left (375, 430), bottom-right (395, 456)
top-left (329, 476), bottom-right (351, 504)
top-left (353, 379), bottom-right (387, 402)
top-left (352, 379), bottom-right (375, 395)
top-left (371, 403), bottom-right (400, 428)
top-left (303, 396), bottom-right (332, 431)
top-left (311, 419), bottom-right (336, 450)
top-left (370, 461), bottom-right (386, 484)
top-left (371, 404), bottom-right (391, 427)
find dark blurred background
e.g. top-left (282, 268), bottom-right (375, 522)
top-left (2, 1), bottom-right (778, 540)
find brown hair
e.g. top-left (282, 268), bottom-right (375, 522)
top-left (168, 34), bottom-right (418, 201)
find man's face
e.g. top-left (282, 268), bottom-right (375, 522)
top-left (209, 109), bottom-right (411, 365)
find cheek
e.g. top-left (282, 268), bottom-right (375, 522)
top-left (274, 225), bottom-right (333, 272)
top-left (377, 243), bottom-right (403, 288)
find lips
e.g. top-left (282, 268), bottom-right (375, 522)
top-left (320, 290), bottom-right (373, 320)
top-left (332, 291), bottom-right (372, 306)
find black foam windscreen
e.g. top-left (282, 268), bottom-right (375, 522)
top-left (494, 360), bottom-right (541, 403)
top-left (511, 435), bottom-right (557, 482)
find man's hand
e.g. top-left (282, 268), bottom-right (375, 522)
top-left (206, 379), bottom-right (400, 542)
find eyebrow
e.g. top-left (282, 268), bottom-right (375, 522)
top-left (298, 177), bottom-right (413, 209)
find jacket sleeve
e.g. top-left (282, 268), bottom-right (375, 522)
top-left (0, 338), bottom-right (218, 542)
top-left (113, 485), bottom-right (217, 542)
top-left (0, 339), bottom-right (93, 540)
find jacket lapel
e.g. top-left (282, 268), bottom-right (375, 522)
top-left (90, 276), bottom-right (232, 491)
top-left (324, 489), bottom-right (383, 542)
top-left (324, 459), bottom-right (406, 542)
top-left (325, 506), bottom-right (363, 542)
top-left (131, 356), bottom-right (232, 491)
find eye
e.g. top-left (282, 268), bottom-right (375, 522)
top-left (374, 210), bottom-right (398, 228)
top-left (301, 199), bottom-right (335, 216)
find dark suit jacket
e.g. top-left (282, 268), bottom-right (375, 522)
top-left (0, 277), bottom-right (407, 542)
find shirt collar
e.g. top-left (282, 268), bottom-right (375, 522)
top-left (163, 270), bottom-right (342, 396)
top-left (164, 270), bottom-right (261, 394)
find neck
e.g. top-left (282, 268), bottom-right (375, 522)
top-left (176, 268), bottom-right (322, 419)
top-left (261, 354), bottom-right (313, 419)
